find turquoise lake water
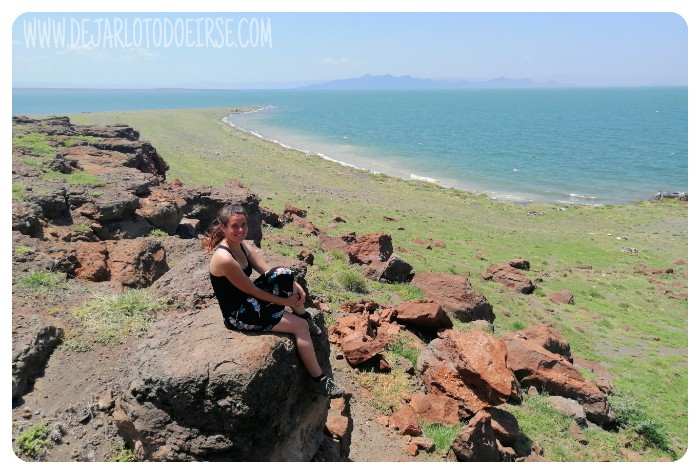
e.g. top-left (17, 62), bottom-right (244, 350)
top-left (12, 87), bottom-right (688, 205)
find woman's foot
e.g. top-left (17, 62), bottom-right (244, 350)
top-left (310, 375), bottom-right (345, 398)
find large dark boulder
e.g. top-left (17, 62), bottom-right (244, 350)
top-left (113, 305), bottom-right (332, 461)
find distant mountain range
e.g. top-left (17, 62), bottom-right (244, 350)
top-left (300, 74), bottom-right (571, 90)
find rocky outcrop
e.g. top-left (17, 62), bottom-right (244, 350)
top-left (418, 329), bottom-right (521, 417)
top-left (12, 309), bottom-right (65, 401)
top-left (113, 305), bottom-right (332, 461)
top-left (411, 273), bottom-right (495, 323)
top-left (163, 180), bottom-right (264, 246)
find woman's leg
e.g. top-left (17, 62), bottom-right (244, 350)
top-left (271, 312), bottom-right (323, 378)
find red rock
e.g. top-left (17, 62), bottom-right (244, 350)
top-left (548, 290), bottom-right (574, 305)
top-left (105, 238), bottom-right (168, 288)
top-left (136, 188), bottom-right (186, 234)
top-left (404, 443), bottom-right (419, 456)
top-left (389, 405), bottom-right (421, 436)
top-left (486, 407), bottom-right (520, 447)
top-left (409, 393), bottom-right (460, 426)
top-left (75, 242), bottom-right (110, 281)
top-left (393, 301), bottom-right (452, 330)
top-left (340, 300), bottom-right (381, 314)
top-left (418, 329), bottom-right (520, 416)
top-left (451, 411), bottom-right (499, 462)
top-left (283, 204), bottom-right (307, 218)
top-left (297, 249), bottom-right (314, 265)
top-left (503, 335), bottom-right (615, 425)
top-left (411, 273), bottom-right (495, 323)
top-left (348, 233), bottom-right (393, 265)
top-left (290, 215), bottom-right (320, 236)
top-left (326, 415), bottom-right (350, 439)
top-left (507, 323), bottom-right (572, 362)
top-left (482, 263), bottom-right (535, 294)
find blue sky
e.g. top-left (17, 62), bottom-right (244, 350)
top-left (11, 10), bottom-right (688, 88)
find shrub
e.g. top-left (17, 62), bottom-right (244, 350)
top-left (15, 423), bottom-right (49, 459)
top-left (610, 394), bottom-right (675, 457)
top-left (109, 442), bottom-right (137, 462)
top-left (147, 229), bottom-right (169, 237)
top-left (336, 270), bottom-right (368, 293)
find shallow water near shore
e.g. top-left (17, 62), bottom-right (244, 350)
top-left (14, 87), bottom-right (688, 205)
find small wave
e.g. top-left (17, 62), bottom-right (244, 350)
top-left (513, 168), bottom-right (520, 172)
top-left (568, 193), bottom-right (598, 200)
top-left (409, 174), bottom-right (437, 183)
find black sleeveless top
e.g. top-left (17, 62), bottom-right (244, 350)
top-left (209, 244), bottom-right (253, 316)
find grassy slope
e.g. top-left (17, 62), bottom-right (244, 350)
top-left (67, 107), bottom-right (688, 461)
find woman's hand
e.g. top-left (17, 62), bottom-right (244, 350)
top-left (292, 282), bottom-right (306, 301)
top-left (283, 293), bottom-right (304, 307)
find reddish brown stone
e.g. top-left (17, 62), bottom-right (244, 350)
top-left (411, 273), bottom-right (495, 323)
top-left (409, 393), bottom-right (460, 426)
top-left (348, 233), bottom-right (393, 265)
top-left (482, 263), bottom-right (535, 294)
top-left (507, 323), bottom-right (573, 362)
top-left (418, 329), bottom-right (520, 416)
top-left (283, 204), bottom-right (307, 218)
top-left (75, 242), bottom-right (110, 281)
top-left (326, 415), bottom-right (350, 439)
top-left (503, 335), bottom-right (615, 425)
top-left (393, 301), bottom-right (452, 330)
top-left (389, 405), bottom-right (421, 436)
top-left (548, 290), bottom-right (574, 305)
top-left (451, 411), bottom-right (499, 462)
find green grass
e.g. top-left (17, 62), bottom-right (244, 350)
top-left (14, 245), bottom-right (33, 255)
top-left (386, 331), bottom-right (423, 369)
top-left (12, 182), bottom-right (28, 202)
top-left (16, 270), bottom-right (68, 292)
top-left (61, 108), bottom-right (687, 460)
top-left (420, 422), bottom-right (462, 453)
top-left (13, 132), bottom-right (57, 157)
top-left (45, 170), bottom-right (106, 187)
top-left (354, 368), bottom-right (413, 415)
top-left (15, 423), bottom-right (49, 459)
top-left (66, 289), bottom-right (167, 349)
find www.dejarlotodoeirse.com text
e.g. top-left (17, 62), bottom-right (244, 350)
top-left (22, 16), bottom-right (272, 49)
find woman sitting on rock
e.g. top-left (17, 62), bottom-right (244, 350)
top-left (204, 203), bottom-right (344, 398)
